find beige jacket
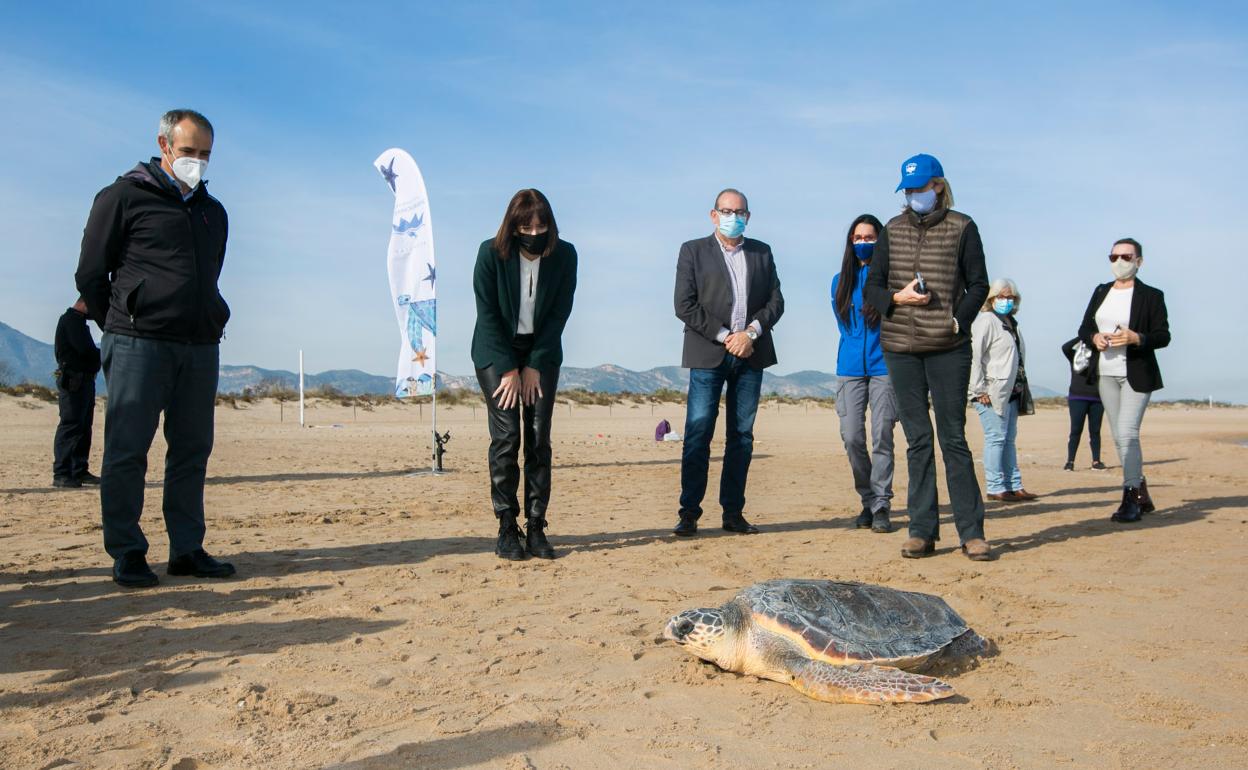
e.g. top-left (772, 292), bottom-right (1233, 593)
top-left (969, 310), bottom-right (1023, 416)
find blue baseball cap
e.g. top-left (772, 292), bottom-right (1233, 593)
top-left (895, 153), bottom-right (944, 192)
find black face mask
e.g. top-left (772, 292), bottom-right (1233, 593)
top-left (517, 231), bottom-right (549, 255)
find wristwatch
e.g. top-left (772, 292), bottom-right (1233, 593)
top-left (746, 328), bottom-right (759, 341)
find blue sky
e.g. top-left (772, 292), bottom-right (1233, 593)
top-left (2, 1), bottom-right (1245, 400)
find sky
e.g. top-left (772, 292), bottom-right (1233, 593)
top-left (2, 1), bottom-right (1246, 401)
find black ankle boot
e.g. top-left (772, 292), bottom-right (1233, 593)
top-left (1111, 487), bottom-right (1142, 523)
top-left (496, 514), bottom-right (527, 560)
top-left (525, 517), bottom-right (556, 560)
top-left (1137, 479), bottom-right (1155, 513)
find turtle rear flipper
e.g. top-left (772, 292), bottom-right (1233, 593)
top-left (788, 659), bottom-right (955, 704)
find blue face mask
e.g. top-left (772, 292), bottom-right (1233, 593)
top-left (717, 213), bottom-right (747, 239)
top-left (993, 298), bottom-right (1015, 315)
top-left (905, 189), bottom-right (938, 214)
top-left (852, 242), bottom-right (875, 261)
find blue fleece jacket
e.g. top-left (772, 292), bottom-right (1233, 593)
top-left (831, 263), bottom-right (887, 377)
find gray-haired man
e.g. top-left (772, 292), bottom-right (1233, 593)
top-left (76, 109), bottom-right (235, 588)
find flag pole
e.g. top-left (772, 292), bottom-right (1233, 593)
top-left (298, 349), bottom-right (305, 427)
top-left (431, 371), bottom-right (438, 473)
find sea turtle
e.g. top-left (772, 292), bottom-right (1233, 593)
top-left (663, 579), bottom-right (992, 704)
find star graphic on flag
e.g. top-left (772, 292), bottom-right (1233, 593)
top-left (423, 263), bottom-right (436, 287)
top-left (378, 157), bottom-right (398, 191)
top-left (412, 347), bottom-right (430, 366)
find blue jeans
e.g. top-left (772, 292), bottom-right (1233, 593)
top-left (679, 353), bottom-right (763, 519)
top-left (974, 400), bottom-right (1023, 494)
top-left (100, 333), bottom-right (219, 561)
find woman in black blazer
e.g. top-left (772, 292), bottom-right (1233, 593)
top-left (1077, 237), bottom-right (1170, 522)
top-left (471, 189), bottom-right (577, 561)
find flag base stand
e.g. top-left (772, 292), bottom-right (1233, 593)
top-left (406, 429), bottom-right (451, 477)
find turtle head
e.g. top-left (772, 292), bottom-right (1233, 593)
top-left (663, 608), bottom-right (730, 660)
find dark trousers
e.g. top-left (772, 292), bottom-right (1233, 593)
top-left (884, 344), bottom-right (986, 544)
top-left (53, 371), bottom-right (96, 480)
top-left (1066, 398), bottom-right (1104, 463)
top-left (100, 333), bottom-right (219, 561)
top-left (679, 353), bottom-right (763, 519)
top-left (475, 337), bottom-right (560, 522)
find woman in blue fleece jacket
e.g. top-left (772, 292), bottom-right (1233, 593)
top-left (830, 214), bottom-right (898, 533)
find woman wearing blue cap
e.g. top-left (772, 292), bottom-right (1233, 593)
top-left (830, 214), bottom-right (897, 533)
top-left (863, 154), bottom-right (992, 561)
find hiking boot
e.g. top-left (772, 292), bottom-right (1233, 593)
top-left (870, 509), bottom-right (892, 533)
top-left (854, 507), bottom-right (873, 529)
top-left (495, 514), bottom-right (527, 560)
top-left (525, 518), bottom-right (556, 560)
top-left (901, 537), bottom-right (935, 559)
top-left (961, 539), bottom-right (994, 562)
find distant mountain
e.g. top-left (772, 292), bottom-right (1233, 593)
top-left (2, 318), bottom-right (1061, 399)
top-left (0, 320), bottom-right (61, 387)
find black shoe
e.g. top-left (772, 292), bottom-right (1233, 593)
top-left (495, 515), bottom-right (528, 560)
top-left (673, 516), bottom-right (698, 537)
top-left (113, 552), bottom-right (159, 588)
top-left (52, 477), bottom-right (82, 489)
top-left (1138, 479), bottom-right (1156, 514)
top-left (525, 518), bottom-right (556, 560)
top-left (167, 549), bottom-right (237, 578)
top-left (870, 509), bottom-right (892, 533)
top-left (722, 514), bottom-right (759, 534)
top-left (1091, 461), bottom-right (1107, 470)
top-left (1111, 487), bottom-right (1142, 523)
top-left (77, 472), bottom-right (101, 485)
top-left (855, 507), bottom-right (873, 529)
top-left (1063, 461), bottom-right (1074, 471)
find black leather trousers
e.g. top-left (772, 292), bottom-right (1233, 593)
top-left (475, 338), bottom-right (560, 522)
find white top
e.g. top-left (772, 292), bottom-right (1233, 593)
top-left (1095, 286), bottom-right (1133, 377)
top-left (713, 236), bottom-right (763, 343)
top-left (517, 254), bottom-right (542, 335)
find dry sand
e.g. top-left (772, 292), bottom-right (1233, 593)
top-left (1, 393), bottom-right (1245, 770)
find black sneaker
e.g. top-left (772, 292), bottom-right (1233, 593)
top-left (77, 472), bottom-right (101, 485)
top-left (870, 509), bottom-right (893, 533)
top-left (113, 551), bottom-right (159, 588)
top-left (52, 477), bottom-right (82, 489)
top-left (1062, 461), bottom-right (1074, 471)
top-left (1091, 461), bottom-right (1107, 470)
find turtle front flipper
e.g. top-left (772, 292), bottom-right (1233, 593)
top-left (788, 659), bottom-right (955, 704)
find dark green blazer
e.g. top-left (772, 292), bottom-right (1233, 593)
top-left (471, 238), bottom-right (578, 374)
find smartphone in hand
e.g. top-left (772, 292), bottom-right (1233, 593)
top-left (914, 272), bottom-right (928, 295)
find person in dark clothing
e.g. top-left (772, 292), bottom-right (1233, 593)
top-left (672, 188), bottom-right (785, 538)
top-left (864, 153), bottom-right (992, 562)
top-left (471, 189), bottom-right (577, 561)
top-left (52, 298), bottom-right (101, 488)
top-left (1061, 337), bottom-right (1105, 470)
top-left (74, 109), bottom-right (235, 588)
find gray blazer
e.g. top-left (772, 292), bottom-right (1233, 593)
top-left (674, 234), bottom-right (784, 369)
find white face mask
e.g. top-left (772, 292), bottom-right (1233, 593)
top-left (170, 156), bottom-right (207, 190)
top-left (1110, 258), bottom-right (1139, 280)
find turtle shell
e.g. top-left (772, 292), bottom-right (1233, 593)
top-left (738, 580), bottom-right (970, 665)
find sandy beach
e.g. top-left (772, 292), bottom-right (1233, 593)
top-left (1, 393), bottom-right (1245, 770)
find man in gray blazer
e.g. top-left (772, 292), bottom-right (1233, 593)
top-left (672, 188), bottom-right (784, 536)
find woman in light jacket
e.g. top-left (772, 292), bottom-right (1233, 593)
top-left (969, 279), bottom-right (1037, 502)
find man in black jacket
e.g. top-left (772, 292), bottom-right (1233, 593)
top-left (75, 109), bottom-right (235, 588)
top-left (672, 188), bottom-right (784, 537)
top-left (52, 298), bottom-right (101, 488)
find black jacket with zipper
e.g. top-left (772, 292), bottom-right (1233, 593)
top-left (75, 158), bottom-right (230, 344)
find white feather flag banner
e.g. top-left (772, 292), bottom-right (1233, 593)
top-left (374, 148), bottom-right (436, 397)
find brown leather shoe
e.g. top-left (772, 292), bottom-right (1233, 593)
top-left (986, 492), bottom-right (1013, 502)
top-left (901, 537), bottom-right (935, 559)
top-left (961, 539), bottom-right (994, 561)
top-left (1010, 489), bottom-right (1038, 501)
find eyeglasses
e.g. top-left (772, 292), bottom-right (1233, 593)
top-left (716, 208), bottom-right (748, 217)
top-left (1108, 253), bottom-right (1138, 263)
